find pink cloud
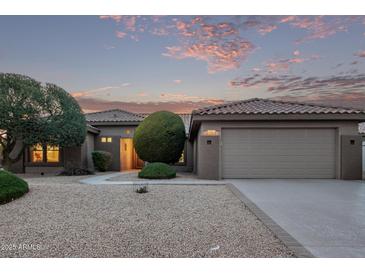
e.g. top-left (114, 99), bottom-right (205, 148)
top-left (279, 16), bottom-right (296, 23)
top-left (124, 16), bottom-right (137, 31)
top-left (258, 25), bottom-right (277, 35)
top-left (160, 92), bottom-right (218, 102)
top-left (71, 86), bottom-right (120, 98)
top-left (163, 39), bottom-right (255, 73)
top-left (99, 16), bottom-right (122, 23)
top-left (287, 16), bottom-right (355, 43)
top-left (99, 16), bottom-right (361, 74)
top-left (241, 16), bottom-right (361, 43)
top-left (173, 79), bottom-right (182, 84)
top-left (266, 57), bottom-right (306, 72)
top-left (115, 31), bottom-right (127, 39)
top-left (355, 50), bottom-right (365, 57)
top-left (137, 92), bottom-right (148, 97)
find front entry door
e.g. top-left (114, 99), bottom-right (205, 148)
top-left (120, 138), bottom-right (144, 171)
top-left (120, 138), bottom-right (133, 171)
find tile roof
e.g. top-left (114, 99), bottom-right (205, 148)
top-left (85, 110), bottom-right (191, 133)
top-left (193, 98), bottom-right (365, 116)
top-left (85, 109), bottom-right (143, 123)
top-left (139, 113), bottom-right (192, 133)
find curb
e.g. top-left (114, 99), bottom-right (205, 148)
top-left (226, 183), bottom-right (315, 258)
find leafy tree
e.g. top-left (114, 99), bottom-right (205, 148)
top-left (0, 73), bottom-right (86, 169)
top-left (133, 111), bottom-right (186, 163)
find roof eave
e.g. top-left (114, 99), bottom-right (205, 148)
top-left (87, 121), bottom-right (141, 126)
top-left (192, 113), bottom-right (365, 121)
top-left (86, 124), bottom-right (101, 134)
top-left (189, 113), bottom-right (365, 140)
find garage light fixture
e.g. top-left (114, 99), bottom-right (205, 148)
top-left (202, 129), bottom-right (220, 136)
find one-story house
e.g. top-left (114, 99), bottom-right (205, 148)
top-left (5, 98), bottom-right (365, 180)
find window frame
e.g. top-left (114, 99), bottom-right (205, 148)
top-left (26, 144), bottom-right (63, 166)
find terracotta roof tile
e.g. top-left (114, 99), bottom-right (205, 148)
top-left (193, 98), bottom-right (365, 116)
top-left (85, 109), bottom-right (143, 123)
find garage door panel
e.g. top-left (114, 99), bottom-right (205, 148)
top-left (222, 128), bottom-right (336, 179)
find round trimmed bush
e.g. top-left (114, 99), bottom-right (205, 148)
top-left (138, 163), bottom-right (176, 179)
top-left (0, 170), bottom-right (29, 205)
top-left (92, 151), bottom-right (112, 172)
top-left (133, 111), bottom-right (186, 163)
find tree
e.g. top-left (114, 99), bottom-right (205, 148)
top-left (133, 111), bottom-right (186, 163)
top-left (0, 73), bottom-right (86, 169)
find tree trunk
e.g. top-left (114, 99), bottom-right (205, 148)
top-left (1, 141), bottom-right (25, 171)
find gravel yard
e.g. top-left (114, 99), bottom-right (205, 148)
top-left (0, 175), bottom-right (294, 257)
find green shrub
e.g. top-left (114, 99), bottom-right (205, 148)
top-left (92, 151), bottom-right (112, 172)
top-left (133, 111), bottom-right (186, 163)
top-left (0, 170), bottom-right (29, 205)
top-left (138, 162), bottom-right (176, 179)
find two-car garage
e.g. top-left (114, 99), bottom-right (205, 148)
top-left (221, 128), bottom-right (336, 179)
top-left (190, 98), bottom-right (365, 180)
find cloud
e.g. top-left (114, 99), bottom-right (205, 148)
top-left (230, 73), bottom-right (365, 96)
top-left (75, 96), bottom-right (224, 114)
top-left (115, 31), bottom-right (127, 39)
top-left (137, 92), bottom-right (148, 97)
top-left (71, 84), bottom-right (131, 98)
top-left (241, 16), bottom-right (361, 43)
top-left (163, 39), bottom-right (255, 73)
top-left (99, 15), bottom-right (363, 73)
top-left (266, 58), bottom-right (306, 72)
top-left (354, 50), bottom-right (365, 57)
top-left (159, 92), bottom-right (220, 102)
top-left (173, 79), bottom-right (182, 84)
top-left (242, 17), bottom-right (278, 35)
top-left (99, 16), bottom-right (123, 23)
top-left (274, 92), bottom-right (365, 109)
top-left (71, 86), bottom-right (121, 98)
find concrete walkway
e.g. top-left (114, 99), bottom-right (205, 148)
top-left (80, 171), bottom-right (224, 185)
top-left (228, 179), bottom-right (365, 258)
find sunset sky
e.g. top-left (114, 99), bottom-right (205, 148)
top-left (1, 15), bottom-right (365, 112)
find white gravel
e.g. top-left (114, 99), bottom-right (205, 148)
top-left (0, 175), bottom-right (294, 257)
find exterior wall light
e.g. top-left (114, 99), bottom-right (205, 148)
top-left (202, 129), bottom-right (220, 136)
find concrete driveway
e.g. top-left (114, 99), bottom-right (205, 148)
top-left (228, 179), bottom-right (365, 258)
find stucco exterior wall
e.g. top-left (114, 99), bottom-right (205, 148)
top-left (341, 135), bottom-right (362, 180)
top-left (94, 125), bottom-right (137, 171)
top-left (173, 140), bottom-right (193, 172)
top-left (86, 132), bottom-right (95, 170)
top-left (195, 120), bottom-right (361, 180)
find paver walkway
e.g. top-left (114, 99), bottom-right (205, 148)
top-left (80, 171), bottom-right (224, 185)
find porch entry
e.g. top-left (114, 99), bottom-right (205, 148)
top-left (120, 138), bottom-right (144, 171)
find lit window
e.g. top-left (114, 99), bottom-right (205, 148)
top-left (46, 145), bottom-right (60, 163)
top-left (178, 150), bottom-right (185, 163)
top-left (101, 137), bottom-right (112, 143)
top-left (202, 129), bottom-right (220, 136)
top-left (125, 129), bottom-right (131, 134)
top-left (31, 144), bottom-right (43, 163)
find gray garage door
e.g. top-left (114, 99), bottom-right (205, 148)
top-left (222, 128), bottom-right (336, 179)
